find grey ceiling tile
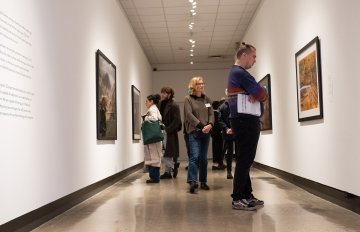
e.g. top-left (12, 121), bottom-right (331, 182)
top-left (219, 0), bottom-right (248, 5)
top-left (197, 6), bottom-right (218, 14)
top-left (136, 7), bottom-right (164, 16)
top-left (164, 6), bottom-right (189, 14)
top-left (144, 27), bottom-right (168, 34)
top-left (218, 4), bottom-right (246, 13)
top-left (139, 15), bottom-right (165, 22)
top-left (215, 19), bottom-right (239, 26)
top-left (119, 0), bottom-right (135, 9)
top-left (216, 13), bottom-right (243, 20)
top-left (162, 0), bottom-right (188, 7)
top-left (133, 0), bottom-right (162, 8)
top-left (142, 21), bottom-right (167, 27)
top-left (196, 0), bottom-right (220, 6)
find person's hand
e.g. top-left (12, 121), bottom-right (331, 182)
top-left (202, 124), bottom-right (212, 134)
top-left (248, 95), bottom-right (255, 103)
top-left (226, 128), bottom-right (232, 135)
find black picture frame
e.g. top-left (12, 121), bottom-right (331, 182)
top-left (131, 85), bottom-right (141, 140)
top-left (295, 36), bottom-right (323, 122)
top-left (96, 49), bottom-right (117, 140)
top-left (259, 74), bottom-right (272, 131)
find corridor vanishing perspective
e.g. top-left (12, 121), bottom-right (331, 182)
top-left (33, 164), bottom-right (360, 232)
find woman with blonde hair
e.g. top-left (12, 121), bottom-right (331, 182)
top-left (184, 76), bottom-right (213, 193)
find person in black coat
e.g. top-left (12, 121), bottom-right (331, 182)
top-left (218, 99), bottom-right (236, 179)
top-left (211, 101), bottom-right (225, 170)
top-left (158, 87), bottom-right (182, 179)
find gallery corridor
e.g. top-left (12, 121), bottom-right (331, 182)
top-left (32, 164), bottom-right (360, 232)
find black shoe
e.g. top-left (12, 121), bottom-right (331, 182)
top-left (185, 166), bottom-right (188, 170)
top-left (200, 182), bottom-right (210, 190)
top-left (173, 162), bottom-right (180, 178)
top-left (146, 179), bottom-right (159, 184)
top-left (227, 172), bottom-right (233, 179)
top-left (160, 172), bottom-right (172, 179)
top-left (247, 194), bottom-right (264, 206)
top-left (189, 181), bottom-right (198, 193)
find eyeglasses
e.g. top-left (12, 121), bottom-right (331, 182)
top-left (196, 82), bottom-right (205, 86)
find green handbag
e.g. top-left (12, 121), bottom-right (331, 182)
top-left (141, 120), bottom-right (164, 145)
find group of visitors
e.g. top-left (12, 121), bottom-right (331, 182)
top-left (142, 42), bottom-right (268, 210)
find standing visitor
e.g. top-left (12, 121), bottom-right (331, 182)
top-left (143, 94), bottom-right (163, 184)
top-left (218, 94), bottom-right (235, 179)
top-left (184, 76), bottom-right (213, 193)
top-left (158, 87), bottom-right (182, 179)
top-left (227, 43), bottom-right (268, 210)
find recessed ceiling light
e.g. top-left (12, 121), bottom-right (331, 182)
top-left (189, 0), bottom-right (194, 3)
top-left (190, 61), bottom-right (194, 64)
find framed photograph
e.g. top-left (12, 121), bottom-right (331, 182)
top-left (131, 85), bottom-right (141, 140)
top-left (259, 74), bottom-right (272, 131)
top-left (295, 36), bottom-right (323, 122)
top-left (96, 49), bottom-right (117, 140)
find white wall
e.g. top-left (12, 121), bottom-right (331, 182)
top-left (153, 69), bottom-right (229, 159)
top-left (245, 0), bottom-right (360, 196)
top-left (0, 0), bottom-right (152, 224)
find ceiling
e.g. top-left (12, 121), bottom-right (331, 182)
top-left (118, 0), bottom-right (262, 70)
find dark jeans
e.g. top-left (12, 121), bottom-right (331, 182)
top-left (149, 166), bottom-right (160, 182)
top-left (184, 132), bottom-right (190, 158)
top-left (187, 133), bottom-right (210, 183)
top-left (230, 117), bottom-right (260, 200)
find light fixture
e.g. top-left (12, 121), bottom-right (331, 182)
top-left (188, 1), bottom-right (198, 66)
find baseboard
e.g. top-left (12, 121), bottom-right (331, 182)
top-left (253, 162), bottom-right (360, 214)
top-left (0, 162), bottom-right (143, 232)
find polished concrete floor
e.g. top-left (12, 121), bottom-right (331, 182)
top-left (32, 162), bottom-right (360, 232)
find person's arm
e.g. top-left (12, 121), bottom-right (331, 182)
top-left (202, 96), bottom-right (213, 134)
top-left (165, 104), bottom-right (182, 134)
top-left (144, 106), bottom-right (159, 121)
top-left (218, 106), bottom-right (228, 130)
top-left (242, 74), bottom-right (268, 102)
top-left (184, 96), bottom-right (201, 129)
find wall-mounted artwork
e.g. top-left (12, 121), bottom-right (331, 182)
top-left (259, 74), bottom-right (272, 131)
top-left (295, 36), bottom-right (323, 122)
top-left (131, 85), bottom-right (141, 140)
top-left (96, 49), bottom-right (117, 140)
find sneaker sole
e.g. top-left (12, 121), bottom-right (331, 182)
top-left (232, 205), bottom-right (257, 211)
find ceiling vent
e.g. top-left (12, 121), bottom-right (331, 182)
top-left (208, 55), bottom-right (224, 59)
